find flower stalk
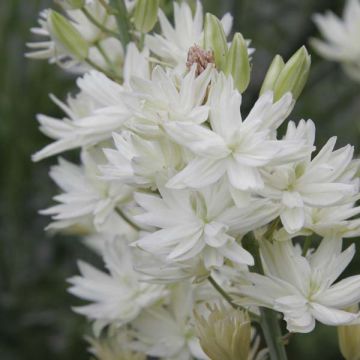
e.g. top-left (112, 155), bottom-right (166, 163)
top-left (248, 234), bottom-right (288, 360)
top-left (208, 275), bottom-right (238, 310)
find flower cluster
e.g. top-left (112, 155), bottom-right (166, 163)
top-left (29, 0), bottom-right (360, 359)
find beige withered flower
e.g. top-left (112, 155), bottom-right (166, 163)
top-left (338, 305), bottom-right (360, 360)
top-left (87, 333), bottom-right (146, 360)
top-left (195, 303), bottom-right (252, 360)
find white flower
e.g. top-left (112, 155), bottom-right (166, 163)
top-left (234, 237), bottom-right (360, 333)
top-left (40, 150), bottom-right (134, 234)
top-left (100, 131), bottom-right (184, 189)
top-left (133, 181), bottom-right (278, 270)
top-left (68, 238), bottom-right (167, 334)
top-left (146, 1), bottom-right (233, 73)
top-left (166, 74), bottom-right (309, 192)
top-left (260, 120), bottom-right (358, 234)
top-left (311, 0), bottom-right (360, 81)
top-left (26, 3), bottom-right (123, 73)
top-left (304, 200), bottom-right (360, 239)
top-left (127, 64), bottom-right (213, 137)
top-left (130, 283), bottom-right (208, 360)
top-left (32, 70), bottom-right (129, 160)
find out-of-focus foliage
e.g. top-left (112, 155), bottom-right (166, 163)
top-left (0, 0), bottom-right (359, 359)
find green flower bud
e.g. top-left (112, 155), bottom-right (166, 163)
top-left (273, 46), bottom-right (311, 101)
top-left (204, 13), bottom-right (228, 70)
top-left (48, 11), bottom-right (89, 60)
top-left (133, 0), bottom-right (159, 33)
top-left (259, 54), bottom-right (285, 96)
top-left (195, 304), bottom-right (251, 360)
top-left (338, 305), bottom-right (360, 360)
top-left (224, 32), bottom-right (251, 93)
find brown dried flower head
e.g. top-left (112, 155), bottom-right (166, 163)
top-left (186, 44), bottom-right (215, 76)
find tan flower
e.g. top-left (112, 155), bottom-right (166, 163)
top-left (338, 305), bottom-right (360, 360)
top-left (195, 304), bottom-right (251, 360)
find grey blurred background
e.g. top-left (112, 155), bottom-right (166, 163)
top-left (0, 0), bottom-right (359, 359)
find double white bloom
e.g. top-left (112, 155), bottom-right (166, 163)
top-left (311, 0), bottom-right (360, 81)
top-left (235, 237), bottom-right (360, 333)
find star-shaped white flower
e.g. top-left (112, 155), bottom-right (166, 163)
top-left (133, 181), bottom-right (277, 270)
top-left (166, 74), bottom-right (309, 191)
top-left (68, 238), bottom-right (167, 334)
top-left (234, 237), bottom-right (360, 333)
top-left (311, 0), bottom-right (360, 81)
top-left (40, 150), bottom-right (134, 235)
top-left (146, 0), bottom-right (233, 73)
top-left (260, 120), bottom-right (358, 234)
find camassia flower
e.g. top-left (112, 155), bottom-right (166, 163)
top-left (166, 74), bottom-right (310, 191)
top-left (33, 43), bottom-right (150, 161)
top-left (145, 0), bottom-right (234, 73)
top-left (100, 131), bottom-right (184, 189)
top-left (40, 150), bottom-right (134, 235)
top-left (311, 0), bottom-right (360, 81)
top-left (130, 283), bottom-right (208, 360)
top-left (133, 181), bottom-right (277, 270)
top-left (68, 238), bottom-right (167, 334)
top-left (128, 64), bottom-right (213, 137)
top-left (233, 237), bottom-right (360, 333)
top-left (260, 120), bottom-right (359, 234)
top-left (26, 2), bottom-right (123, 72)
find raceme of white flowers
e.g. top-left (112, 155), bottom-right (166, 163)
top-left (311, 0), bottom-right (360, 82)
top-left (28, 0), bottom-right (360, 359)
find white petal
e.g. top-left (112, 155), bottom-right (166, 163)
top-left (167, 158), bottom-right (226, 189)
top-left (280, 207), bottom-right (305, 234)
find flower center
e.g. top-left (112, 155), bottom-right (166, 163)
top-left (186, 44), bottom-right (215, 76)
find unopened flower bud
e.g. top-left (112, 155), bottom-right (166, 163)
top-left (259, 55), bottom-right (285, 96)
top-left (195, 304), bottom-right (251, 360)
top-left (273, 46), bottom-right (311, 101)
top-left (260, 47), bottom-right (310, 101)
top-left (224, 32), bottom-right (251, 93)
top-left (48, 10), bottom-right (89, 60)
top-left (338, 305), bottom-right (360, 360)
top-left (133, 0), bottom-right (159, 33)
top-left (204, 13), bottom-right (228, 70)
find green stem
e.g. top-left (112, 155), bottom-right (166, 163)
top-left (259, 308), bottom-right (288, 360)
top-left (95, 42), bottom-right (119, 76)
top-left (208, 275), bottom-right (238, 310)
top-left (302, 236), bottom-right (312, 257)
top-left (98, 0), bottom-right (115, 13)
top-left (249, 236), bottom-right (288, 360)
top-left (115, 207), bottom-right (142, 231)
top-left (81, 7), bottom-right (119, 38)
top-left (84, 58), bottom-right (122, 82)
top-left (109, 0), bottom-right (131, 46)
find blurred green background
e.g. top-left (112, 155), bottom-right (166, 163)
top-left (0, 0), bottom-right (359, 359)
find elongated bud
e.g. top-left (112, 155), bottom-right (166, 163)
top-left (133, 0), bottom-right (159, 33)
top-left (195, 304), bottom-right (251, 360)
top-left (338, 305), bottom-right (360, 360)
top-left (224, 32), bottom-right (251, 93)
top-left (260, 54), bottom-right (285, 95)
top-left (273, 46), bottom-right (311, 101)
top-left (48, 11), bottom-right (89, 60)
top-left (204, 13), bottom-right (228, 70)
